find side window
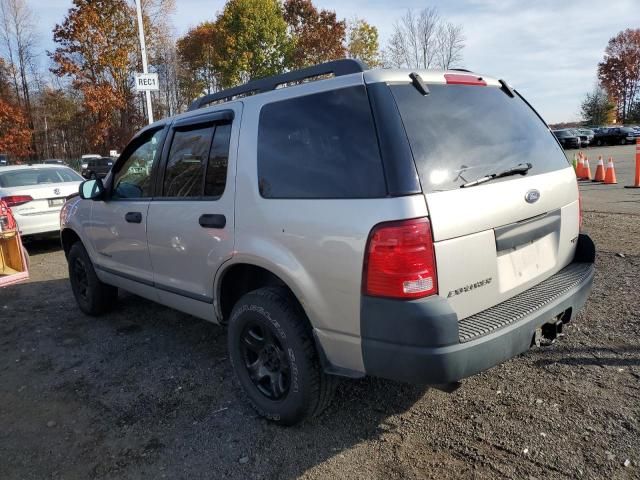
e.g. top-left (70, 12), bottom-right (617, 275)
top-left (113, 129), bottom-right (164, 199)
top-left (163, 125), bottom-right (214, 197)
top-left (204, 123), bottom-right (231, 197)
top-left (257, 85), bottom-right (386, 199)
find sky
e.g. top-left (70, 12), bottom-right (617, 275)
top-left (33, 0), bottom-right (640, 124)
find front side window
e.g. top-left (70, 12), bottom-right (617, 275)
top-left (113, 129), bottom-right (164, 199)
top-left (257, 86), bottom-right (386, 199)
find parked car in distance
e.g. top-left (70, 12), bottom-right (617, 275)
top-left (576, 128), bottom-right (594, 146)
top-left (81, 157), bottom-right (115, 179)
top-left (593, 127), bottom-right (639, 146)
top-left (42, 159), bottom-right (65, 165)
top-left (569, 129), bottom-right (590, 148)
top-left (0, 154), bottom-right (8, 166)
top-left (0, 165), bottom-right (83, 236)
top-left (552, 129), bottom-right (580, 149)
top-left (60, 60), bottom-right (595, 425)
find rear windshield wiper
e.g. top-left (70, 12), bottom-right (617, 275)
top-left (460, 162), bottom-right (533, 188)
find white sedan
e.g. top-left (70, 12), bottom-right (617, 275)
top-left (0, 165), bottom-right (84, 236)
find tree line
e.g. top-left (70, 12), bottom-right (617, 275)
top-left (581, 28), bottom-right (640, 126)
top-left (0, 0), bottom-right (466, 162)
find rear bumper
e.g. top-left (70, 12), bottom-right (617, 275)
top-left (14, 211), bottom-right (61, 236)
top-left (360, 235), bottom-right (595, 385)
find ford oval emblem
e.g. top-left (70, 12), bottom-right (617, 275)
top-left (525, 189), bottom-right (540, 204)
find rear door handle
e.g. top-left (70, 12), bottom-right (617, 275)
top-left (125, 212), bottom-right (142, 223)
top-left (199, 214), bottom-right (226, 229)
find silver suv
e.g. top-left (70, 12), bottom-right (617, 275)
top-left (60, 60), bottom-right (595, 425)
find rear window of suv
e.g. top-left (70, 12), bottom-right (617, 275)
top-left (257, 86), bottom-right (386, 199)
top-left (390, 84), bottom-right (569, 192)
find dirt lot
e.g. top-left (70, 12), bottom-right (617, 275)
top-left (1, 209), bottom-right (639, 479)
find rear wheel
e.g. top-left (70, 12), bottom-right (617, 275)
top-left (620, 138), bottom-right (627, 145)
top-left (68, 241), bottom-right (117, 315)
top-left (227, 287), bottom-right (335, 425)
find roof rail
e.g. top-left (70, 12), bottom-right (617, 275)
top-left (187, 59), bottom-right (368, 111)
top-left (448, 68), bottom-right (471, 73)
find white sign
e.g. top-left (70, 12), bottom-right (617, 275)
top-left (135, 72), bottom-right (159, 91)
top-left (109, 150), bottom-right (118, 157)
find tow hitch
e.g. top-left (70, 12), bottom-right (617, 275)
top-left (534, 310), bottom-right (571, 347)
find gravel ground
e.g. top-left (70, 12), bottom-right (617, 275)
top-left (1, 211), bottom-right (639, 480)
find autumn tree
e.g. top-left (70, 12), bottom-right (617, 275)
top-left (283, 0), bottom-right (346, 69)
top-left (0, 0), bottom-right (38, 156)
top-left (598, 29), bottom-right (640, 123)
top-left (347, 18), bottom-right (380, 67)
top-left (581, 85), bottom-right (615, 126)
top-left (0, 96), bottom-right (31, 158)
top-left (177, 22), bottom-right (222, 98)
top-left (50, 0), bottom-right (140, 150)
top-left (215, 0), bottom-right (290, 87)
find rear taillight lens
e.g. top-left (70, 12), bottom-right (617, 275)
top-left (2, 195), bottom-right (33, 207)
top-left (363, 217), bottom-right (438, 299)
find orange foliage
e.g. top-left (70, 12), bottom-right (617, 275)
top-left (0, 97), bottom-right (32, 159)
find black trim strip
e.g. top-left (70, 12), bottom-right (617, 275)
top-left (95, 264), bottom-right (213, 304)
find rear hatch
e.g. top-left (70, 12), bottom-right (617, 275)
top-left (388, 74), bottom-right (579, 320)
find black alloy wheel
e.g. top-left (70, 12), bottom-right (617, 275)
top-left (240, 321), bottom-right (291, 400)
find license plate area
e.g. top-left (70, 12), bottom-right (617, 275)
top-left (48, 198), bottom-right (65, 208)
top-left (496, 233), bottom-right (557, 293)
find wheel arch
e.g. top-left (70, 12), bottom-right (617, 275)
top-left (216, 260), bottom-right (308, 325)
top-left (61, 227), bottom-right (82, 259)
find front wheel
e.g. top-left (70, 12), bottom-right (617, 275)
top-left (227, 287), bottom-right (335, 425)
top-left (68, 242), bottom-right (117, 315)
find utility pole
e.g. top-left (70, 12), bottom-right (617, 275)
top-left (134, 0), bottom-right (154, 124)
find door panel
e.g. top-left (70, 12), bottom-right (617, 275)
top-left (87, 126), bottom-right (166, 284)
top-left (88, 200), bottom-right (153, 283)
top-left (147, 200), bottom-right (234, 300)
top-left (147, 106), bottom-right (240, 303)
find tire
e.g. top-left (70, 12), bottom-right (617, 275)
top-left (620, 138), bottom-right (626, 145)
top-left (227, 287), bottom-right (336, 425)
top-left (596, 139), bottom-right (602, 146)
top-left (68, 241), bottom-right (117, 315)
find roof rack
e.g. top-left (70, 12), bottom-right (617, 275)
top-left (187, 59), bottom-right (368, 111)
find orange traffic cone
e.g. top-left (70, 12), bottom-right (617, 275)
top-left (624, 139), bottom-right (640, 189)
top-left (592, 156), bottom-right (605, 182)
top-left (576, 155), bottom-right (585, 179)
top-left (604, 157), bottom-right (617, 184)
top-left (582, 156), bottom-right (592, 181)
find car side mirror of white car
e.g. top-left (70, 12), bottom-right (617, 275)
top-left (79, 179), bottom-right (105, 200)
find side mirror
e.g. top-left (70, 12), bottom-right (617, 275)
top-left (79, 179), bottom-right (105, 200)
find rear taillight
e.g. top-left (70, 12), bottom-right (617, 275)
top-left (363, 217), bottom-right (438, 299)
top-left (2, 195), bottom-right (33, 207)
top-left (444, 73), bottom-right (487, 86)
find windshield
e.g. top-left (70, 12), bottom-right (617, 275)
top-left (390, 84), bottom-right (569, 192)
top-left (0, 167), bottom-right (83, 188)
